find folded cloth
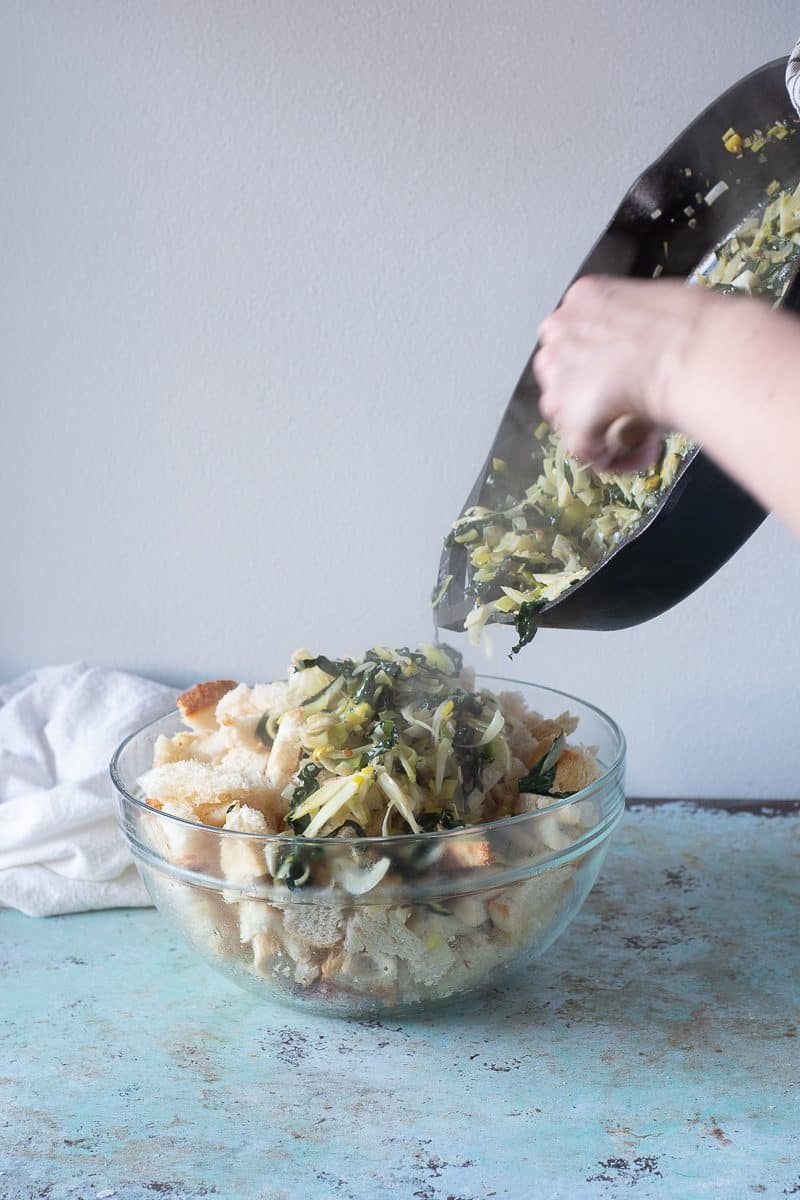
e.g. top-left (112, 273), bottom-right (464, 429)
top-left (0, 663), bottom-right (177, 917)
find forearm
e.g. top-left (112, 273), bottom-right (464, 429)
top-left (655, 297), bottom-right (800, 535)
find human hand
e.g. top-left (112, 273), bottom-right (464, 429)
top-left (533, 275), bottom-right (704, 473)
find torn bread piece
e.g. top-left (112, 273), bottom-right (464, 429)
top-left (553, 745), bottom-right (602, 796)
top-left (239, 898), bottom-right (282, 944)
top-left (138, 759), bottom-right (284, 826)
top-left (216, 682), bottom-right (288, 750)
top-left (449, 896), bottom-right (489, 929)
top-left (265, 709), bottom-right (304, 793)
top-left (320, 947), bottom-right (399, 1000)
top-left (252, 927), bottom-right (284, 975)
top-left (177, 680), bottom-right (238, 731)
top-left (441, 837), bottom-right (492, 871)
top-left (344, 906), bottom-right (455, 986)
top-left (149, 798), bottom-right (220, 873)
top-left (152, 729), bottom-right (229, 767)
top-left (279, 925), bottom-right (322, 986)
top-left (281, 901), bottom-right (345, 950)
top-left (488, 869), bottom-right (571, 942)
top-left (407, 906), bottom-right (480, 948)
top-left (220, 804), bottom-right (275, 887)
top-left (436, 927), bottom-right (522, 995)
top-left (146, 873), bottom-right (238, 961)
top-left (528, 711), bottom-right (580, 743)
top-left (218, 746), bottom-right (271, 776)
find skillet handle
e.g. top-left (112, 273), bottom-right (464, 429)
top-left (604, 413), bottom-right (650, 459)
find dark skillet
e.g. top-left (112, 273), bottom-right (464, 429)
top-left (435, 57), bottom-right (800, 636)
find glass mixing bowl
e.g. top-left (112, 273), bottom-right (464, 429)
top-left (110, 677), bottom-right (625, 1015)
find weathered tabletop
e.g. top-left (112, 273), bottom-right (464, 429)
top-left (1, 802), bottom-right (798, 1200)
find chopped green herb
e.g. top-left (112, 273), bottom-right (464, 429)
top-left (296, 655), bottom-right (355, 678)
top-left (287, 763), bottom-right (323, 831)
top-left (366, 719), bottom-right (398, 762)
top-left (327, 820), bottom-right (366, 838)
top-left (254, 712), bottom-right (272, 747)
top-left (511, 601), bottom-right (540, 656)
top-left (517, 731), bottom-right (566, 795)
top-left (273, 845), bottom-right (322, 889)
top-left (418, 808), bottom-right (464, 832)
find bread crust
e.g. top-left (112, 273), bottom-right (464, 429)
top-left (177, 680), bottom-right (238, 728)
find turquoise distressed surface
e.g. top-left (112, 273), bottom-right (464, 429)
top-left (1, 803), bottom-right (798, 1200)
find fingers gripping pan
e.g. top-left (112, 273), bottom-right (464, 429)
top-left (435, 58), bottom-right (800, 637)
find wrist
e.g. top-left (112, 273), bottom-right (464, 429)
top-left (648, 288), bottom-right (749, 432)
top-left (648, 289), bottom-right (712, 430)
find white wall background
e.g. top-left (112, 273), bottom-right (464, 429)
top-left (3, 0), bottom-right (800, 799)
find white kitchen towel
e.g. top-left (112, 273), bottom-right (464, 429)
top-left (0, 663), bottom-right (177, 917)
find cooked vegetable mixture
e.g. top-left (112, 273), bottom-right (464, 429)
top-left (446, 430), bottom-right (690, 652)
top-left (443, 175), bottom-right (800, 652)
top-left (695, 177), bottom-right (800, 299)
top-left (139, 644), bottom-right (599, 840)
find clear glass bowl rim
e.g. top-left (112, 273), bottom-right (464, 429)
top-left (109, 674), bottom-right (626, 849)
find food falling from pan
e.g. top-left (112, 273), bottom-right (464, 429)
top-left (436, 168), bottom-right (800, 653)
